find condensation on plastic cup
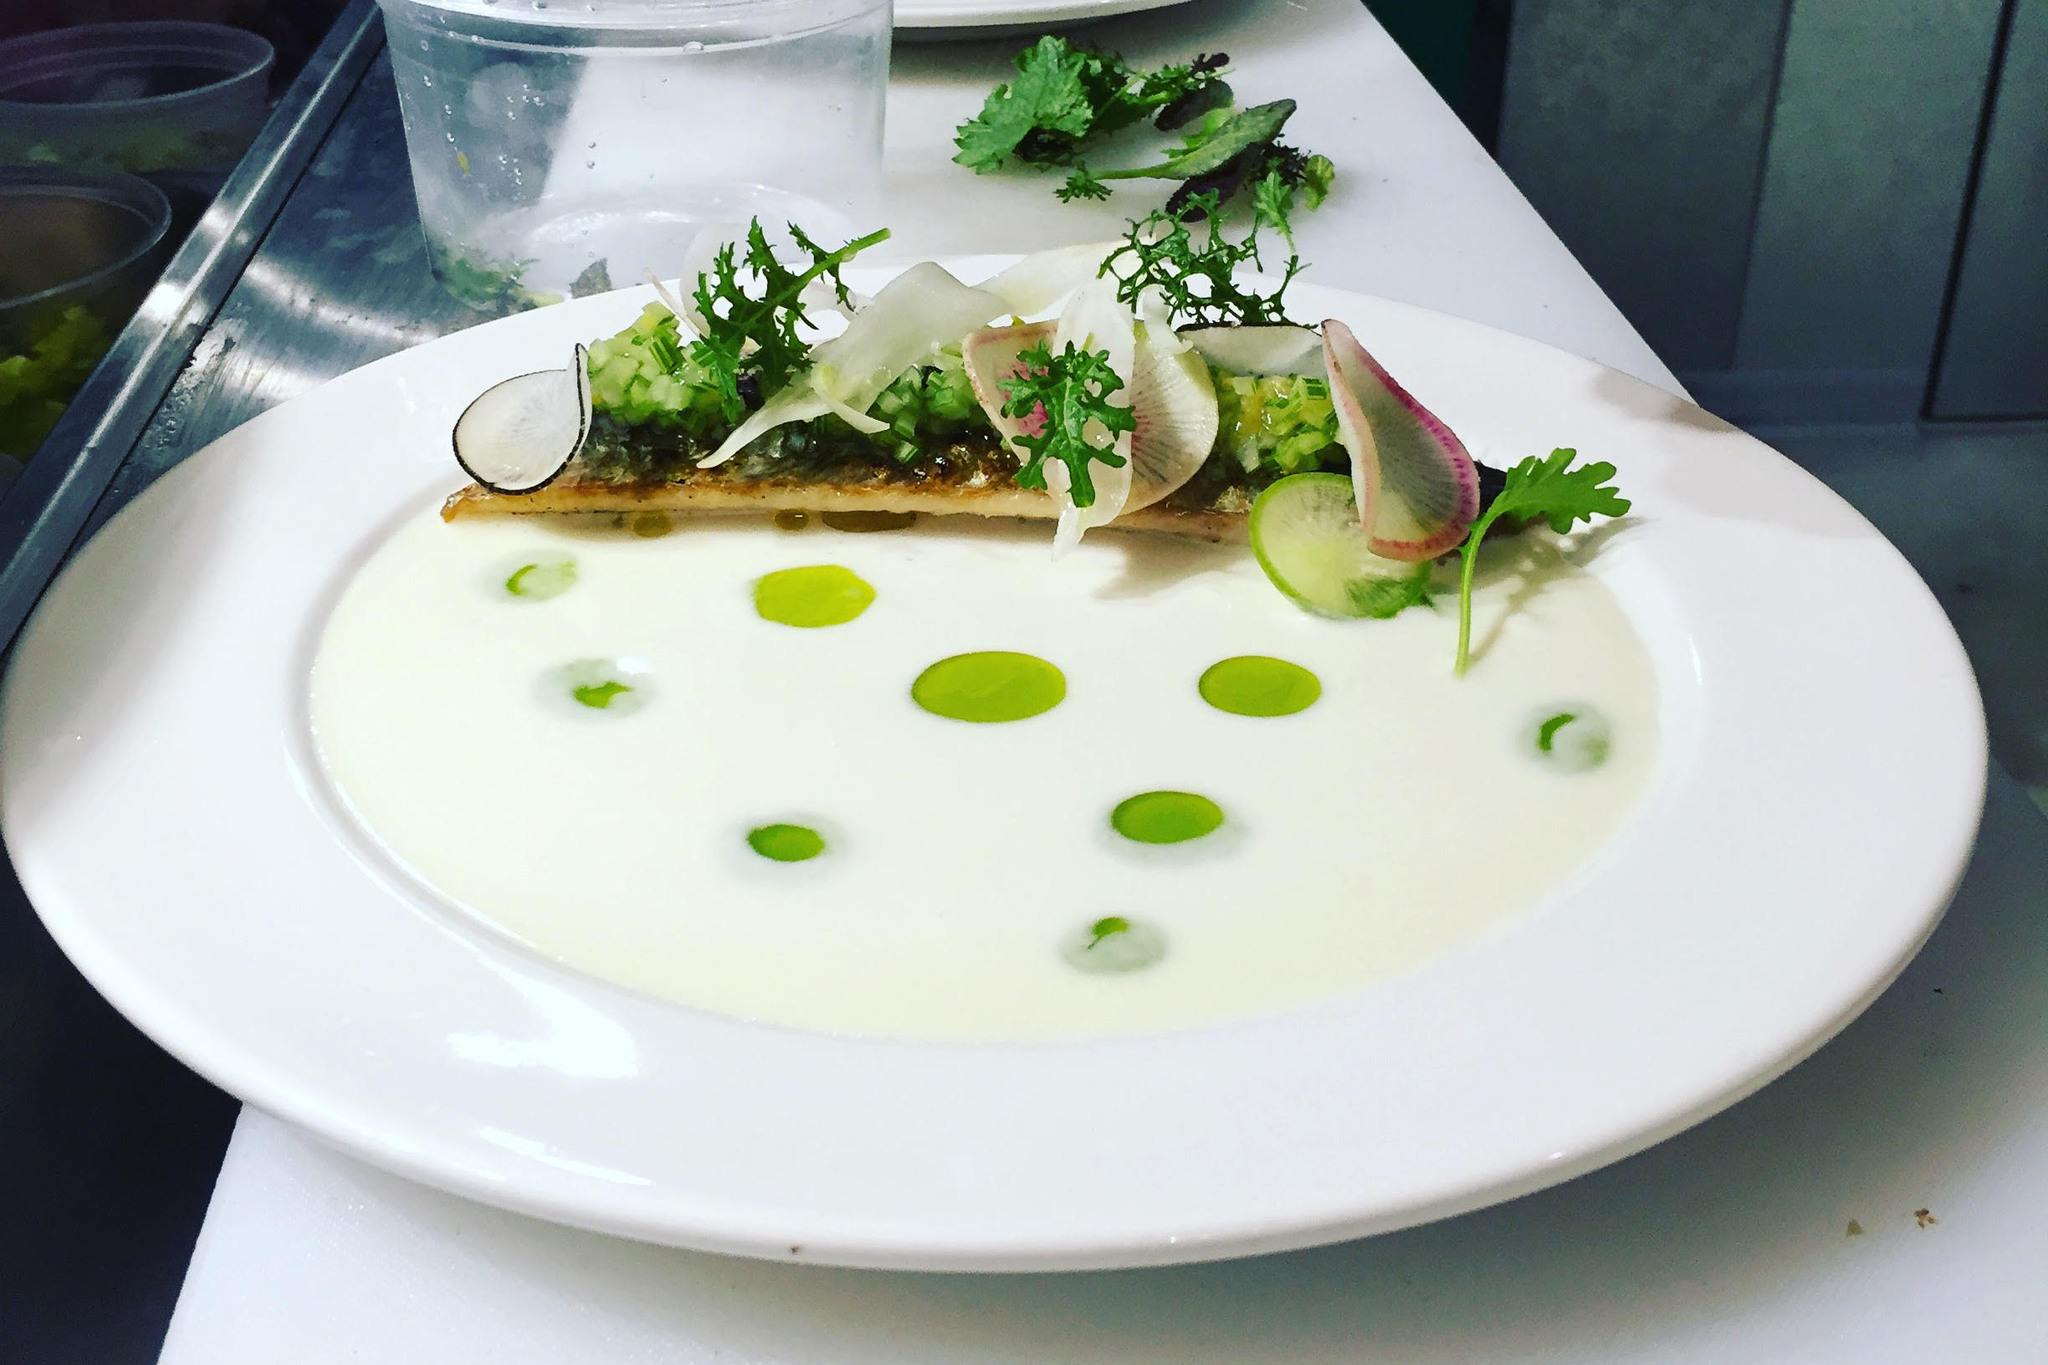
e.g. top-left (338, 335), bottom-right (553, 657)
top-left (375, 0), bottom-right (891, 313)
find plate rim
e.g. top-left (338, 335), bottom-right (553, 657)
top-left (0, 261), bottom-right (1989, 1269)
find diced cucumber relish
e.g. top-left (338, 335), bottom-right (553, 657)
top-left (582, 305), bottom-right (1340, 477)
top-left (1215, 374), bottom-right (1340, 475)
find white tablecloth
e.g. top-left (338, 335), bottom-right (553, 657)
top-left (162, 0), bottom-right (2048, 1357)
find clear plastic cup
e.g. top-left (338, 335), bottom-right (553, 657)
top-left (377, 0), bottom-right (891, 311)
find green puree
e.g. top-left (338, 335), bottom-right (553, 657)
top-left (1198, 655), bottom-right (1321, 717)
top-left (754, 564), bottom-right (875, 628)
top-left (1111, 791), bottom-right (1224, 844)
top-left (912, 651), bottom-right (1066, 723)
top-left (747, 823), bottom-right (826, 862)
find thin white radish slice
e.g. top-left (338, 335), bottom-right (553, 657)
top-left (1181, 324), bottom-right (1324, 377)
top-left (452, 343), bottom-right (591, 494)
top-left (974, 242), bottom-right (1120, 317)
top-left (699, 263), bottom-right (1008, 468)
top-left (1322, 318), bottom-right (1479, 561)
top-left (1046, 279), bottom-right (1137, 555)
top-left (1120, 322), bottom-right (1218, 512)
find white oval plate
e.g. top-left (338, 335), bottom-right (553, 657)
top-left (896, 0), bottom-right (1188, 34)
top-left (0, 262), bottom-right (1984, 1270)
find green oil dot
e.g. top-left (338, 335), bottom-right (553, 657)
top-left (1061, 916), bottom-right (1167, 974)
top-left (753, 564), bottom-right (876, 629)
top-left (1198, 655), bottom-right (1321, 717)
top-left (1110, 791), bottom-right (1225, 845)
top-left (504, 556), bottom-right (576, 600)
top-left (912, 651), bottom-right (1066, 723)
top-left (747, 823), bottom-right (826, 862)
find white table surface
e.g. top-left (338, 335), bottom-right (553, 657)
top-left (161, 0), bottom-right (2048, 1357)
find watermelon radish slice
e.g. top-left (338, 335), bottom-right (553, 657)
top-left (962, 321), bottom-right (1054, 450)
top-left (452, 343), bottom-right (591, 495)
top-left (1322, 319), bottom-right (1479, 561)
top-left (962, 318), bottom-right (1218, 517)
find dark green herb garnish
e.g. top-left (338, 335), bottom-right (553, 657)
top-left (953, 39), bottom-right (1232, 171)
top-left (999, 341), bottom-right (1135, 508)
top-left (955, 40), bottom-right (1330, 224)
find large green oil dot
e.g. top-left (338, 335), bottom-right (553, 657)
top-left (1110, 791), bottom-right (1225, 845)
top-left (1198, 655), bottom-right (1322, 717)
top-left (753, 564), bottom-right (876, 628)
top-left (747, 823), bottom-right (826, 862)
top-left (911, 651), bottom-right (1066, 723)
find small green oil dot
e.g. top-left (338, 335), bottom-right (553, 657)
top-left (747, 823), bottom-right (826, 862)
top-left (1110, 791), bottom-right (1225, 844)
top-left (912, 651), bottom-right (1066, 723)
top-left (1198, 655), bottom-right (1322, 717)
top-left (753, 564), bottom-right (876, 629)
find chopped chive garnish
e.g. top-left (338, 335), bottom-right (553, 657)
top-left (505, 557), bottom-right (576, 599)
top-left (572, 680), bottom-right (633, 709)
top-left (1536, 712), bottom-right (1576, 753)
top-left (1086, 915), bottom-right (1131, 949)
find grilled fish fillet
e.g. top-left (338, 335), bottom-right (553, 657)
top-left (441, 427), bottom-right (1253, 541)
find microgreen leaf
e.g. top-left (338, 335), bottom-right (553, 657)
top-left (684, 220), bottom-right (888, 421)
top-left (1097, 192), bottom-right (1301, 327)
top-left (1455, 449), bottom-right (1631, 675)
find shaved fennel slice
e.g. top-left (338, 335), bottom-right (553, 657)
top-left (1322, 319), bottom-right (1479, 561)
top-left (699, 262), bottom-right (1008, 468)
top-left (1047, 280), bottom-right (1137, 555)
top-left (1181, 324), bottom-right (1324, 378)
top-left (975, 242), bottom-right (1121, 318)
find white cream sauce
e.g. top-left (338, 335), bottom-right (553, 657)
top-left (309, 506), bottom-right (1658, 1041)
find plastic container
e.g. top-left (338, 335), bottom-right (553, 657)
top-left (377, 0), bottom-right (890, 311)
top-left (0, 22), bottom-right (275, 175)
top-left (0, 167), bottom-right (173, 468)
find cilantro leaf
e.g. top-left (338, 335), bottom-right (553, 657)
top-left (952, 36), bottom-right (1099, 171)
top-left (1098, 191), bottom-right (1301, 327)
top-left (954, 41), bottom-right (1234, 172)
top-left (683, 220), bottom-right (888, 422)
top-left (1455, 449), bottom-right (1631, 675)
top-left (998, 341), bottom-right (1135, 509)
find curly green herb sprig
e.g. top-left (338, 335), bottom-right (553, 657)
top-left (998, 341), bottom-right (1136, 509)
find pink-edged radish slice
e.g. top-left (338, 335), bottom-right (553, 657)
top-left (963, 320), bottom-right (1218, 516)
top-left (962, 321), bottom-right (1054, 448)
top-left (1121, 324), bottom-right (1218, 512)
top-left (1322, 319), bottom-right (1479, 561)
top-left (452, 343), bottom-right (591, 495)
